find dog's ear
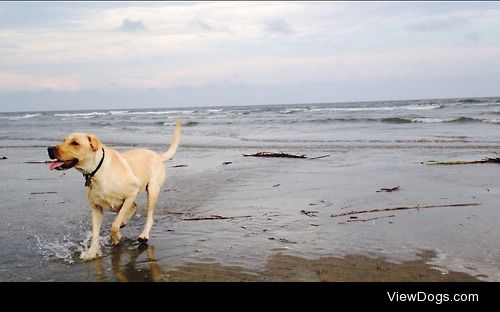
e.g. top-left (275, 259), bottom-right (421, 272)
top-left (87, 135), bottom-right (101, 152)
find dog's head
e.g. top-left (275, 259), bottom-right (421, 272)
top-left (47, 133), bottom-right (101, 171)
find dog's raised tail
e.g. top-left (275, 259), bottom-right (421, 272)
top-left (162, 121), bottom-right (182, 162)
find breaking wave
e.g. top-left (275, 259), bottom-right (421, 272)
top-left (309, 104), bottom-right (441, 112)
top-left (5, 113), bottom-right (42, 121)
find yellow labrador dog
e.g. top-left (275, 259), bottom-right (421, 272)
top-left (47, 122), bottom-right (181, 261)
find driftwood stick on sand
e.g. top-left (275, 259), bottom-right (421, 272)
top-left (301, 210), bottom-right (319, 217)
top-left (309, 154), bottom-right (331, 160)
top-left (242, 151), bottom-right (330, 159)
top-left (338, 214), bottom-right (396, 224)
top-left (330, 203), bottom-right (480, 218)
top-left (425, 157), bottom-right (500, 165)
top-left (243, 151), bottom-right (306, 158)
top-left (376, 186), bottom-right (400, 193)
top-left (25, 160), bottom-right (53, 164)
top-left (30, 191), bottom-right (58, 195)
top-left (170, 164), bottom-right (188, 168)
top-left (181, 215), bottom-right (252, 221)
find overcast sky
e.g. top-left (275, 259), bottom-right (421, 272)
top-left (1, 1), bottom-right (499, 112)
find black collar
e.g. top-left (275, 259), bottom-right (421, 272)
top-left (84, 148), bottom-right (105, 187)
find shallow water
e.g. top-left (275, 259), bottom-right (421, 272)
top-left (1, 97), bottom-right (500, 281)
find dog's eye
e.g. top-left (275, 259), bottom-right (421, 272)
top-left (70, 141), bottom-right (79, 146)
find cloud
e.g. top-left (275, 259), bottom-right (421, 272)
top-left (406, 16), bottom-right (469, 32)
top-left (190, 19), bottom-right (215, 31)
top-left (105, 45), bottom-right (500, 91)
top-left (1, 2), bottom-right (500, 97)
top-left (264, 18), bottom-right (294, 34)
top-left (189, 17), bottom-right (230, 33)
top-left (0, 71), bottom-right (81, 91)
top-left (116, 18), bottom-right (147, 32)
top-left (0, 42), bottom-right (19, 51)
top-left (465, 32), bottom-right (480, 43)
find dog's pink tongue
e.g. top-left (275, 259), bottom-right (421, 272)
top-left (49, 161), bottom-right (64, 171)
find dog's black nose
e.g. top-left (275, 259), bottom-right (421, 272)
top-left (47, 146), bottom-right (57, 159)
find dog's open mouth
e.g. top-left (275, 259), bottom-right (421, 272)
top-left (48, 159), bottom-right (78, 171)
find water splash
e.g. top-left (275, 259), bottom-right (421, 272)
top-left (33, 233), bottom-right (85, 264)
top-left (33, 230), bottom-right (113, 264)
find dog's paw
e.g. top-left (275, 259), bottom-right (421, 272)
top-left (111, 235), bottom-right (122, 246)
top-left (110, 228), bottom-right (122, 246)
top-left (80, 249), bottom-right (102, 261)
top-left (137, 236), bottom-right (148, 243)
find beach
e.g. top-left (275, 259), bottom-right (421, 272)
top-left (1, 98), bottom-right (500, 281)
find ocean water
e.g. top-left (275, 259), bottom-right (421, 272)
top-left (2, 97), bottom-right (500, 151)
top-left (2, 96), bottom-right (500, 281)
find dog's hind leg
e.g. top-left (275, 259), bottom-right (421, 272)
top-left (120, 202), bottom-right (137, 228)
top-left (138, 182), bottom-right (162, 243)
top-left (111, 194), bottom-right (138, 245)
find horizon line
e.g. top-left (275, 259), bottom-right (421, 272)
top-left (1, 95), bottom-right (499, 114)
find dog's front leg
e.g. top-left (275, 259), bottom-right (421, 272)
top-left (110, 195), bottom-right (138, 245)
top-left (80, 204), bottom-right (103, 261)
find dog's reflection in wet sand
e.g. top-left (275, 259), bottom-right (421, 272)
top-left (94, 243), bottom-right (165, 282)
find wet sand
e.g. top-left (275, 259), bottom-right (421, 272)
top-left (92, 246), bottom-right (479, 282)
top-left (0, 143), bottom-right (498, 281)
